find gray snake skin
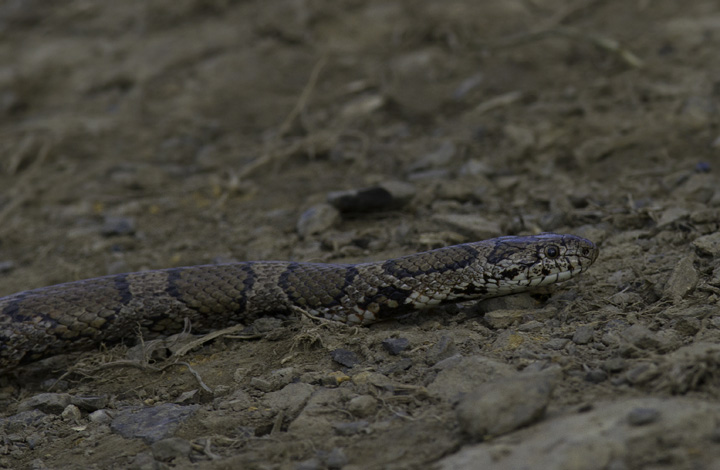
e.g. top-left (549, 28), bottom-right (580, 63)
top-left (0, 233), bottom-right (598, 373)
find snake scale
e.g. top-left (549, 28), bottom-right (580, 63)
top-left (0, 233), bottom-right (598, 373)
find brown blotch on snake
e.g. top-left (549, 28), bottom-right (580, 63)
top-left (0, 233), bottom-right (598, 373)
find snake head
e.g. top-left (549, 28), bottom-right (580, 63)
top-left (486, 233), bottom-right (598, 292)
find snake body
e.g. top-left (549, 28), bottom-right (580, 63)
top-left (0, 233), bottom-right (597, 372)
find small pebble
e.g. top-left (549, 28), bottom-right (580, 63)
top-left (88, 410), bottom-right (113, 424)
top-left (627, 407), bottom-right (660, 426)
top-left (333, 420), bottom-right (369, 436)
top-left (0, 260), bottom-right (15, 273)
top-left (381, 337), bottom-right (410, 355)
top-left (426, 335), bottom-right (457, 365)
top-left (61, 404), bottom-right (82, 421)
top-left (326, 447), bottom-right (348, 469)
top-left (101, 216), bottom-right (136, 236)
top-left (250, 377), bottom-right (273, 392)
top-left (573, 325), bottom-right (595, 345)
top-left (692, 232), bottom-right (720, 256)
top-left (296, 203), bottom-right (340, 238)
top-left (602, 357), bottom-right (626, 373)
top-left (585, 369), bottom-right (608, 384)
top-left (664, 254), bottom-right (698, 302)
top-left (543, 338), bottom-right (569, 350)
top-left (347, 395), bottom-right (377, 418)
top-left (151, 437), bottom-right (193, 462)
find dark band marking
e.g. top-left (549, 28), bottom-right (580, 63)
top-left (2, 292), bottom-right (30, 323)
top-left (278, 262), bottom-right (302, 304)
top-left (337, 265), bottom-right (360, 305)
top-left (165, 268), bottom-right (184, 300)
top-left (236, 263), bottom-right (254, 312)
top-left (113, 273), bottom-right (133, 304)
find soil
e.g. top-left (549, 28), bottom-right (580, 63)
top-left (1, 1), bottom-right (720, 469)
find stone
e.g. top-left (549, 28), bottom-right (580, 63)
top-left (347, 395), bottom-right (377, 418)
top-left (264, 383), bottom-right (315, 417)
top-left (296, 203), bottom-right (340, 238)
top-left (110, 404), bottom-right (199, 444)
top-left (17, 393), bottom-right (72, 415)
top-left (573, 325), bottom-right (595, 345)
top-left (427, 355), bottom-right (515, 403)
top-left (439, 398), bottom-right (720, 470)
top-left (484, 310), bottom-right (525, 329)
top-left (664, 254), bottom-right (698, 302)
top-left (381, 337), bottom-right (410, 355)
top-left (330, 348), bottom-right (361, 368)
top-left (692, 232), bottom-right (720, 256)
top-left (627, 407), bottom-right (660, 426)
top-left (327, 181), bottom-right (415, 213)
top-left (456, 370), bottom-right (560, 440)
top-left (425, 335), bottom-right (457, 365)
top-left (101, 216), bottom-right (136, 236)
top-left (151, 437), bottom-right (192, 462)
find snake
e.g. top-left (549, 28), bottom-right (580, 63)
top-left (0, 233), bottom-right (598, 373)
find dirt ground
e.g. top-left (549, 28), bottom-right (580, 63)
top-left (2, 0), bottom-right (720, 469)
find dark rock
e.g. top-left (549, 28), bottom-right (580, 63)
top-left (330, 348), bottom-right (361, 368)
top-left (585, 369), bottom-right (608, 384)
top-left (327, 181), bottom-right (415, 213)
top-left (71, 395), bottom-right (109, 412)
top-left (0, 260), bottom-right (15, 273)
top-left (381, 337), bottom-right (410, 355)
top-left (101, 216), bottom-right (136, 236)
top-left (627, 407), bottom-right (660, 426)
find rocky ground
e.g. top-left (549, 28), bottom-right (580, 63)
top-left (1, 0), bottom-right (720, 469)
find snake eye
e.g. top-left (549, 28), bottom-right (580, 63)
top-left (545, 245), bottom-right (560, 259)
